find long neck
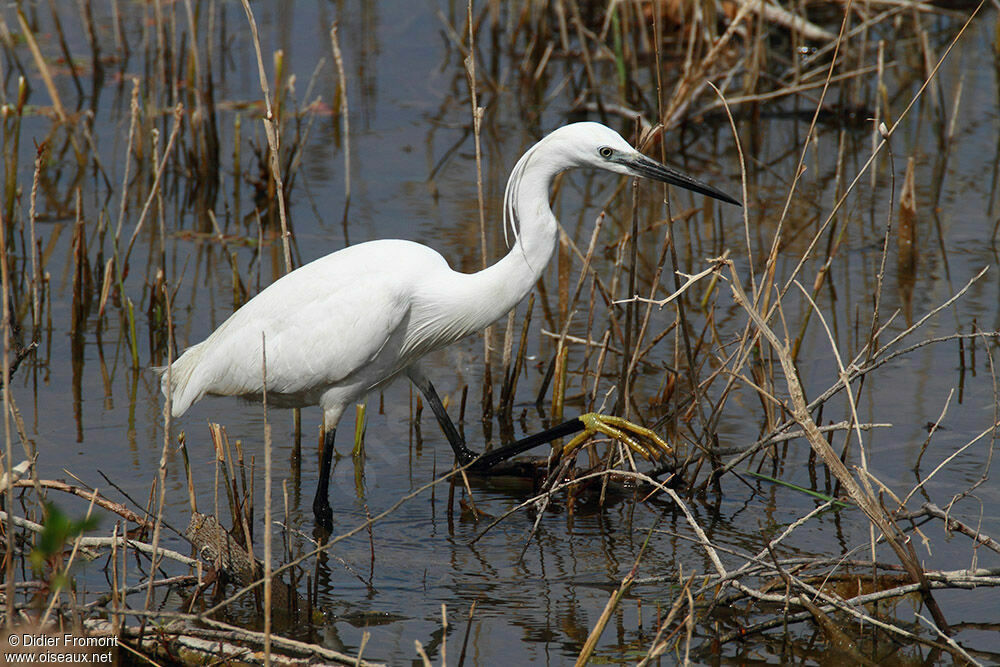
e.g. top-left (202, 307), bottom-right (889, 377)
top-left (461, 143), bottom-right (562, 326)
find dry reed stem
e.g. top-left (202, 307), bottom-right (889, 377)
top-left (83, 614), bottom-right (382, 666)
top-left (11, 479), bottom-right (152, 528)
top-left (329, 23), bottom-right (350, 222)
top-left (635, 573), bottom-right (695, 666)
top-left (239, 0), bottom-right (293, 274)
top-left (456, 601), bottom-right (477, 666)
top-left (123, 103), bottom-right (183, 270)
top-left (714, 267), bottom-right (994, 482)
top-left (901, 420), bottom-right (1000, 510)
top-left (2, 1), bottom-right (993, 660)
top-left (28, 144), bottom-right (43, 331)
top-left (659, 0), bottom-right (759, 129)
top-left (915, 503), bottom-right (1000, 555)
top-left (791, 278), bottom-right (880, 559)
top-left (574, 562), bottom-right (637, 666)
top-left (663, 505), bottom-right (986, 659)
top-left (692, 64), bottom-right (880, 117)
top-left (614, 257), bottom-right (728, 309)
top-left (776, 0), bottom-right (986, 311)
top-left (138, 282), bottom-right (178, 639)
top-left (726, 260), bottom-right (954, 633)
top-left (111, 79), bottom-right (140, 260)
top-left (0, 141), bottom-right (13, 628)
top-left (414, 640), bottom-right (431, 666)
top-left (464, 0), bottom-right (493, 419)
top-left (758, 0), bottom-right (853, 327)
top-left (15, 9), bottom-right (66, 123)
top-left (260, 332), bottom-right (272, 664)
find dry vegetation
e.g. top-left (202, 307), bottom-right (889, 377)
top-left (0, 0), bottom-right (997, 664)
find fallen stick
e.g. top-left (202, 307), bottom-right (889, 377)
top-left (13, 479), bottom-right (154, 529)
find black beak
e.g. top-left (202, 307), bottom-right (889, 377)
top-left (620, 153), bottom-right (741, 207)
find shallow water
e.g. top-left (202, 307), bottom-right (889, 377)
top-left (4, 0), bottom-right (1000, 664)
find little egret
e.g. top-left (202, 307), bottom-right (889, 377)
top-left (159, 122), bottom-right (740, 528)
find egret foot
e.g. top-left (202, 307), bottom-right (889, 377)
top-left (470, 413), bottom-right (673, 471)
top-left (561, 413), bottom-right (673, 461)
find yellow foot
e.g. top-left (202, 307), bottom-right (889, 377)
top-left (561, 413), bottom-right (673, 461)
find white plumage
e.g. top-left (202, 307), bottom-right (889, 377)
top-left (159, 121), bottom-right (738, 526)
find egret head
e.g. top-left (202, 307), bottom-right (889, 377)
top-left (545, 122), bottom-right (741, 207)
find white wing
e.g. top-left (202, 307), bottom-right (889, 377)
top-left (165, 240), bottom-right (447, 416)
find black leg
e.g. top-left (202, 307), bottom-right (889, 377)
top-left (471, 418), bottom-right (585, 470)
top-left (407, 366), bottom-right (608, 471)
top-left (313, 428), bottom-right (336, 530)
top-left (409, 369), bottom-right (479, 465)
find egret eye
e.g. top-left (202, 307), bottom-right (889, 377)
top-left (598, 146), bottom-right (614, 159)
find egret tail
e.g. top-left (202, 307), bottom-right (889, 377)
top-left (156, 342), bottom-right (208, 418)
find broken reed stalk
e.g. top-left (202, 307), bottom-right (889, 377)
top-left (239, 0), bottom-right (293, 275)
top-left (178, 432), bottom-right (197, 515)
top-left (28, 143), bottom-right (44, 332)
top-left (234, 439), bottom-right (252, 528)
top-left (70, 192), bottom-right (88, 337)
top-left (2, 79), bottom-right (27, 228)
top-left (500, 310), bottom-right (516, 400)
top-left (233, 113), bottom-right (242, 226)
top-left (329, 23), bottom-right (351, 223)
top-left (209, 424), bottom-right (243, 542)
top-left (897, 156), bottom-right (918, 281)
top-left (552, 345), bottom-right (568, 425)
top-left (354, 403), bottom-right (367, 494)
top-left (440, 604), bottom-right (448, 665)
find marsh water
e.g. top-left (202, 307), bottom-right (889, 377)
top-left (5, 0), bottom-right (1000, 664)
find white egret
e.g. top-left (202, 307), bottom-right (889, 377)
top-left (159, 122), bottom-right (740, 528)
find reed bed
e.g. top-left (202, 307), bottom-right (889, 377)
top-left (0, 0), bottom-right (996, 664)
